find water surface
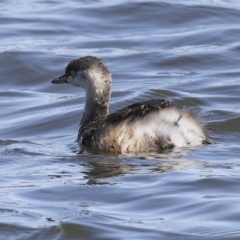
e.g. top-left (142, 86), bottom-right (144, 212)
top-left (1, 0), bottom-right (240, 239)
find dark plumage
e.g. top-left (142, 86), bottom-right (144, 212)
top-left (65, 56), bottom-right (110, 76)
top-left (104, 99), bottom-right (171, 124)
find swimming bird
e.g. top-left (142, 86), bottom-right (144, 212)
top-left (51, 56), bottom-right (211, 154)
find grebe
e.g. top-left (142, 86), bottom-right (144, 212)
top-left (51, 56), bottom-right (211, 153)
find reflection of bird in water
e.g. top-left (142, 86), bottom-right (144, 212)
top-left (52, 56), bottom-right (211, 154)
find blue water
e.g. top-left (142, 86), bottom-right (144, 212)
top-left (1, 0), bottom-right (240, 239)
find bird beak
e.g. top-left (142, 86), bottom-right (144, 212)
top-left (51, 74), bottom-right (69, 84)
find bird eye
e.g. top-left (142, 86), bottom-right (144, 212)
top-left (70, 70), bottom-right (75, 75)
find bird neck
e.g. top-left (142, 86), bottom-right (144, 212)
top-left (78, 77), bottom-right (111, 138)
